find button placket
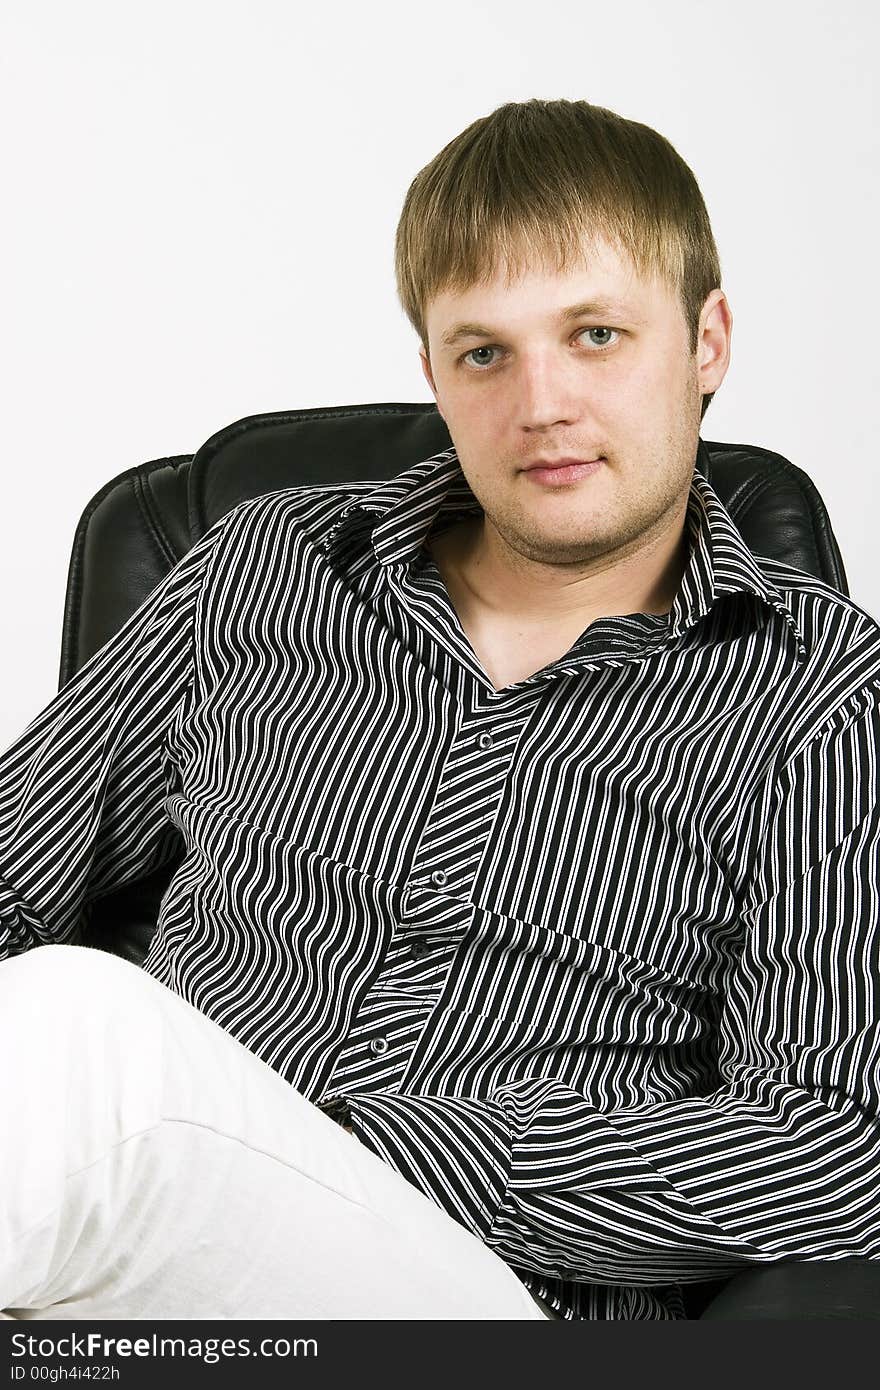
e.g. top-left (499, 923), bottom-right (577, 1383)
top-left (396, 689), bottom-right (543, 1002)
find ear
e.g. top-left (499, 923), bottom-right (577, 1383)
top-left (697, 289), bottom-right (732, 397)
top-left (419, 347), bottom-right (444, 418)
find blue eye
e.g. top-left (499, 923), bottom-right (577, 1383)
top-left (584, 327), bottom-right (617, 348)
top-left (461, 327), bottom-right (620, 370)
top-left (462, 346), bottom-right (499, 369)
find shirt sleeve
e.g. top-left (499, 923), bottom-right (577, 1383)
top-left (0, 512), bottom-right (235, 960)
top-left (335, 683), bottom-right (880, 1285)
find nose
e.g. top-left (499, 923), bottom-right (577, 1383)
top-left (512, 351), bottom-right (582, 432)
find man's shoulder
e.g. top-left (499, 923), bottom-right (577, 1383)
top-left (754, 552), bottom-right (880, 753)
top-left (208, 480), bottom-right (376, 549)
top-left (756, 552), bottom-right (880, 650)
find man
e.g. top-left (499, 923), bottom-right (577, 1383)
top-left (1, 98), bottom-right (879, 1321)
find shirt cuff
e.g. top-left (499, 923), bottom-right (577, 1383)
top-left (326, 1092), bottom-right (513, 1241)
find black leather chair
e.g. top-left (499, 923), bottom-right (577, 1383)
top-left (59, 402), bottom-right (879, 1319)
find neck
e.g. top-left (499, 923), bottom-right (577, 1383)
top-left (443, 508), bottom-right (690, 627)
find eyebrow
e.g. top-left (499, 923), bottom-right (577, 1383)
top-left (439, 299), bottom-right (642, 349)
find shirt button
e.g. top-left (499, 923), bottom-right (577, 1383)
top-left (431, 870), bottom-right (448, 887)
top-left (369, 1037), bottom-right (389, 1055)
top-left (410, 940), bottom-right (431, 959)
top-left (478, 732), bottom-right (493, 749)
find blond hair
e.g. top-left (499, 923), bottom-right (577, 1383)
top-left (395, 98), bottom-right (722, 421)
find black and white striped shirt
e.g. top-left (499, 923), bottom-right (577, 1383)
top-left (2, 437), bottom-right (879, 1320)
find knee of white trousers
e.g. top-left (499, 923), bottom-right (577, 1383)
top-left (2, 942), bottom-right (155, 1022)
top-left (1, 944), bottom-right (164, 1130)
top-left (4, 941), bottom-right (133, 986)
top-left (0, 946), bottom-right (169, 1301)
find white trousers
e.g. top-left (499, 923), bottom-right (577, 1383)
top-left (0, 944), bottom-right (550, 1320)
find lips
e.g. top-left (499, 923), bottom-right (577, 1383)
top-left (523, 457), bottom-right (604, 471)
top-left (523, 457), bottom-right (605, 485)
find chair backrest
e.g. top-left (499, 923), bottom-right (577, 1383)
top-left (63, 403), bottom-right (850, 963)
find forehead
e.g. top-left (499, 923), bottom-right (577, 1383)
top-left (428, 236), bottom-right (673, 345)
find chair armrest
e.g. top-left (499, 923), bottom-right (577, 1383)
top-left (80, 857), bottom-right (180, 966)
top-left (698, 1258), bottom-right (880, 1319)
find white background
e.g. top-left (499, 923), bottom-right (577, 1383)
top-left (1, 0), bottom-right (877, 752)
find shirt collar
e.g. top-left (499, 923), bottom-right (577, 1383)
top-left (321, 436), bottom-right (808, 664)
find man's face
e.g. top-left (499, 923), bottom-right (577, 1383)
top-left (419, 236), bottom-right (730, 575)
